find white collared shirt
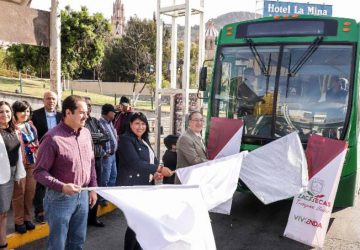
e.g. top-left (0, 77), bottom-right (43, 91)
top-left (194, 132), bottom-right (206, 151)
top-left (45, 111), bottom-right (57, 130)
top-left (142, 139), bottom-right (155, 164)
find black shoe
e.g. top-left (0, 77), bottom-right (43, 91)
top-left (88, 219), bottom-right (105, 227)
top-left (15, 224), bottom-right (27, 234)
top-left (99, 200), bottom-right (108, 207)
top-left (0, 243), bottom-right (8, 249)
top-left (35, 214), bottom-right (45, 224)
top-left (24, 221), bottom-right (36, 230)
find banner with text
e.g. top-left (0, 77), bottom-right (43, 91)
top-left (284, 134), bottom-right (348, 248)
top-left (263, 1), bottom-right (332, 17)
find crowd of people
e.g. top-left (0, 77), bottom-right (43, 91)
top-left (0, 91), bottom-right (210, 250)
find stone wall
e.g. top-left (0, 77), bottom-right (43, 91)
top-left (69, 81), bottom-right (152, 96)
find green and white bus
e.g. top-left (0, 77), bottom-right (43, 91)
top-left (200, 15), bottom-right (360, 207)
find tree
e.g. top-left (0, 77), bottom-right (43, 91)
top-left (101, 16), bottom-right (171, 104)
top-left (101, 17), bottom-right (156, 103)
top-left (176, 41), bottom-right (199, 88)
top-left (4, 6), bottom-right (111, 80)
top-left (101, 38), bottom-right (131, 82)
top-left (61, 6), bottom-right (111, 79)
top-left (0, 48), bottom-right (7, 69)
top-left (122, 17), bottom-right (156, 85)
top-left (5, 44), bottom-right (49, 77)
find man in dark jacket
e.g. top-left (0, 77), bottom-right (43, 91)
top-left (31, 91), bottom-right (61, 223)
top-left (84, 97), bottom-right (109, 227)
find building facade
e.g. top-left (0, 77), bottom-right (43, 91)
top-left (205, 19), bottom-right (218, 60)
top-left (111, 0), bottom-right (125, 37)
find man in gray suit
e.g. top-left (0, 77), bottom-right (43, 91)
top-left (175, 111), bottom-right (208, 183)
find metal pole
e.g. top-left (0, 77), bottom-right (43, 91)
top-left (19, 71), bottom-right (23, 94)
top-left (197, 0), bottom-right (205, 86)
top-left (50, 0), bottom-right (62, 105)
top-left (197, 0), bottom-right (206, 110)
top-left (155, 0), bottom-right (163, 159)
top-left (170, 0), bottom-right (177, 89)
top-left (181, 0), bottom-right (192, 133)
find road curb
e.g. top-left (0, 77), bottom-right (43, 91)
top-left (7, 203), bottom-right (117, 249)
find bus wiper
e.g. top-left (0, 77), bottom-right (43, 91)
top-left (246, 38), bottom-right (272, 94)
top-left (246, 38), bottom-right (270, 77)
top-left (285, 36), bottom-right (323, 97)
top-left (265, 53), bottom-right (272, 94)
top-left (289, 36), bottom-right (323, 75)
top-left (285, 54), bottom-right (292, 98)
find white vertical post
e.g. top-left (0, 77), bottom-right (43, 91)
top-left (181, 0), bottom-right (191, 133)
top-left (169, 94), bottom-right (175, 135)
top-left (197, 0), bottom-right (205, 86)
top-left (170, 0), bottom-right (178, 89)
top-left (155, 0), bottom-right (163, 159)
top-left (50, 0), bottom-right (61, 106)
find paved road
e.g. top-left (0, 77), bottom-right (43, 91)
top-left (17, 192), bottom-right (360, 250)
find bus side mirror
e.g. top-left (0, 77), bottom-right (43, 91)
top-left (199, 66), bottom-right (207, 91)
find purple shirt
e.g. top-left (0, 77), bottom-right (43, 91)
top-left (34, 121), bottom-right (97, 192)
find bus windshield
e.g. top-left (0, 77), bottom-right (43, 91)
top-left (212, 44), bottom-right (353, 142)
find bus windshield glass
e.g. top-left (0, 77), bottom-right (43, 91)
top-left (212, 44), bottom-right (353, 142)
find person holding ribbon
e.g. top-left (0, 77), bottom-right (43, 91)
top-left (117, 111), bottom-right (173, 250)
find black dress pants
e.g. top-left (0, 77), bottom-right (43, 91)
top-left (33, 182), bottom-right (45, 215)
top-left (124, 227), bottom-right (142, 250)
top-left (88, 157), bottom-right (102, 222)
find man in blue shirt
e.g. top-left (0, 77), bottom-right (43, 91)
top-left (99, 104), bottom-right (118, 190)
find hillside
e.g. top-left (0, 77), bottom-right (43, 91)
top-left (175, 11), bottom-right (258, 42)
top-left (211, 11), bottom-right (257, 30)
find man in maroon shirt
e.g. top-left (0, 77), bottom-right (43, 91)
top-left (113, 96), bottom-right (133, 185)
top-left (113, 96), bottom-right (133, 136)
top-left (34, 95), bottom-right (97, 250)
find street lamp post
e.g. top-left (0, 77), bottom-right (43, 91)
top-left (50, 0), bottom-right (62, 106)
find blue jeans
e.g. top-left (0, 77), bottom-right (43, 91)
top-left (101, 154), bottom-right (117, 187)
top-left (44, 189), bottom-right (89, 250)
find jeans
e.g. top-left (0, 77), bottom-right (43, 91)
top-left (44, 189), bottom-right (89, 250)
top-left (101, 154), bottom-right (117, 187)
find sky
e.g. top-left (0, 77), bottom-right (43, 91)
top-left (30, 0), bottom-right (359, 22)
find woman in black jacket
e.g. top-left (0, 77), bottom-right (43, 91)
top-left (117, 112), bottom-right (173, 250)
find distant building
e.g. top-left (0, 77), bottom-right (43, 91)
top-left (0, 40), bottom-right (11, 48)
top-left (111, 0), bottom-right (125, 37)
top-left (205, 19), bottom-right (218, 60)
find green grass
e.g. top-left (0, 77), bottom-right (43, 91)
top-left (0, 76), bottom-right (50, 97)
top-left (0, 76), bottom-right (170, 111)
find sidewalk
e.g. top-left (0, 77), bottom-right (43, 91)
top-left (6, 203), bottom-right (117, 249)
